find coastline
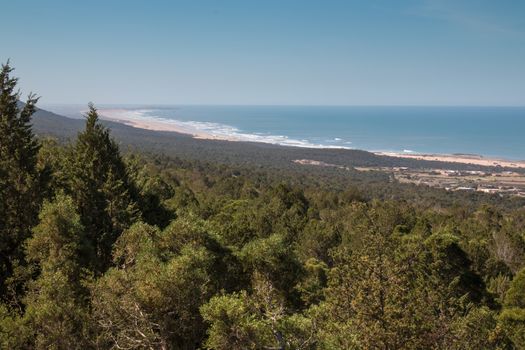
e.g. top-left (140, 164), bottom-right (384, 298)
top-left (97, 108), bottom-right (350, 149)
top-left (375, 152), bottom-right (525, 169)
top-left (98, 109), bottom-right (241, 141)
top-left (98, 108), bottom-right (525, 169)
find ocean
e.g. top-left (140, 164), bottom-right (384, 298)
top-left (45, 105), bottom-right (525, 160)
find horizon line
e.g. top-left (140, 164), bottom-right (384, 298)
top-left (39, 103), bottom-right (525, 108)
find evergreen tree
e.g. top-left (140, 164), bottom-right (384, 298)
top-left (69, 104), bottom-right (140, 272)
top-left (22, 194), bottom-right (91, 349)
top-left (316, 210), bottom-right (489, 349)
top-left (92, 221), bottom-right (219, 349)
top-left (0, 61), bottom-right (42, 304)
top-left (500, 268), bottom-right (525, 347)
top-left (201, 273), bottom-right (316, 350)
top-left (126, 155), bottom-right (175, 228)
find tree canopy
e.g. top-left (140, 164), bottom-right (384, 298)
top-left (2, 62), bottom-right (525, 349)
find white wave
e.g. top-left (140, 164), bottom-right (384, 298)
top-left (100, 109), bottom-right (353, 150)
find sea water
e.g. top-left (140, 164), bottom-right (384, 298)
top-left (46, 105), bottom-right (525, 160)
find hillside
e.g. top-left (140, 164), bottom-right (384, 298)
top-left (31, 105), bottom-right (521, 174)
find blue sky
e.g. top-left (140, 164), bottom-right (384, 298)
top-left (2, 0), bottom-right (524, 105)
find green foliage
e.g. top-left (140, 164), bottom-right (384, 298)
top-left (0, 61), bottom-right (43, 304)
top-left (499, 268), bottom-right (525, 347)
top-left (201, 274), bottom-right (316, 350)
top-left (3, 63), bottom-right (525, 348)
top-left (295, 258), bottom-right (328, 305)
top-left (451, 306), bottom-right (509, 350)
top-left (68, 104), bottom-right (140, 272)
top-left (22, 193), bottom-right (91, 349)
top-left (316, 204), bottom-right (494, 349)
top-left (239, 233), bottom-right (304, 303)
top-left (0, 304), bottom-right (30, 349)
top-left (91, 221), bottom-right (228, 349)
top-left (425, 231), bottom-right (490, 304)
top-left (201, 292), bottom-right (274, 349)
top-left (127, 155), bottom-right (175, 228)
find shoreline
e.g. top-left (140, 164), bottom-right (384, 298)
top-left (375, 152), bottom-right (525, 169)
top-left (98, 109), bottom-right (241, 141)
top-left (98, 108), bottom-right (525, 169)
top-left (97, 108), bottom-right (351, 149)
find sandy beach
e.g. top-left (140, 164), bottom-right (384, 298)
top-left (375, 152), bottom-right (525, 169)
top-left (99, 109), bottom-right (525, 169)
top-left (98, 109), bottom-right (241, 141)
top-left (97, 108), bottom-right (349, 149)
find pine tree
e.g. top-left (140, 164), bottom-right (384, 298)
top-left (69, 104), bottom-right (139, 272)
top-left (22, 194), bottom-right (91, 349)
top-left (499, 268), bottom-right (525, 347)
top-left (0, 61), bottom-right (42, 304)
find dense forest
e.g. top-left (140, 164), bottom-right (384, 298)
top-left (2, 62), bottom-right (525, 349)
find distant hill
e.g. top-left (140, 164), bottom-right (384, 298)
top-left (31, 106), bottom-right (85, 139)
